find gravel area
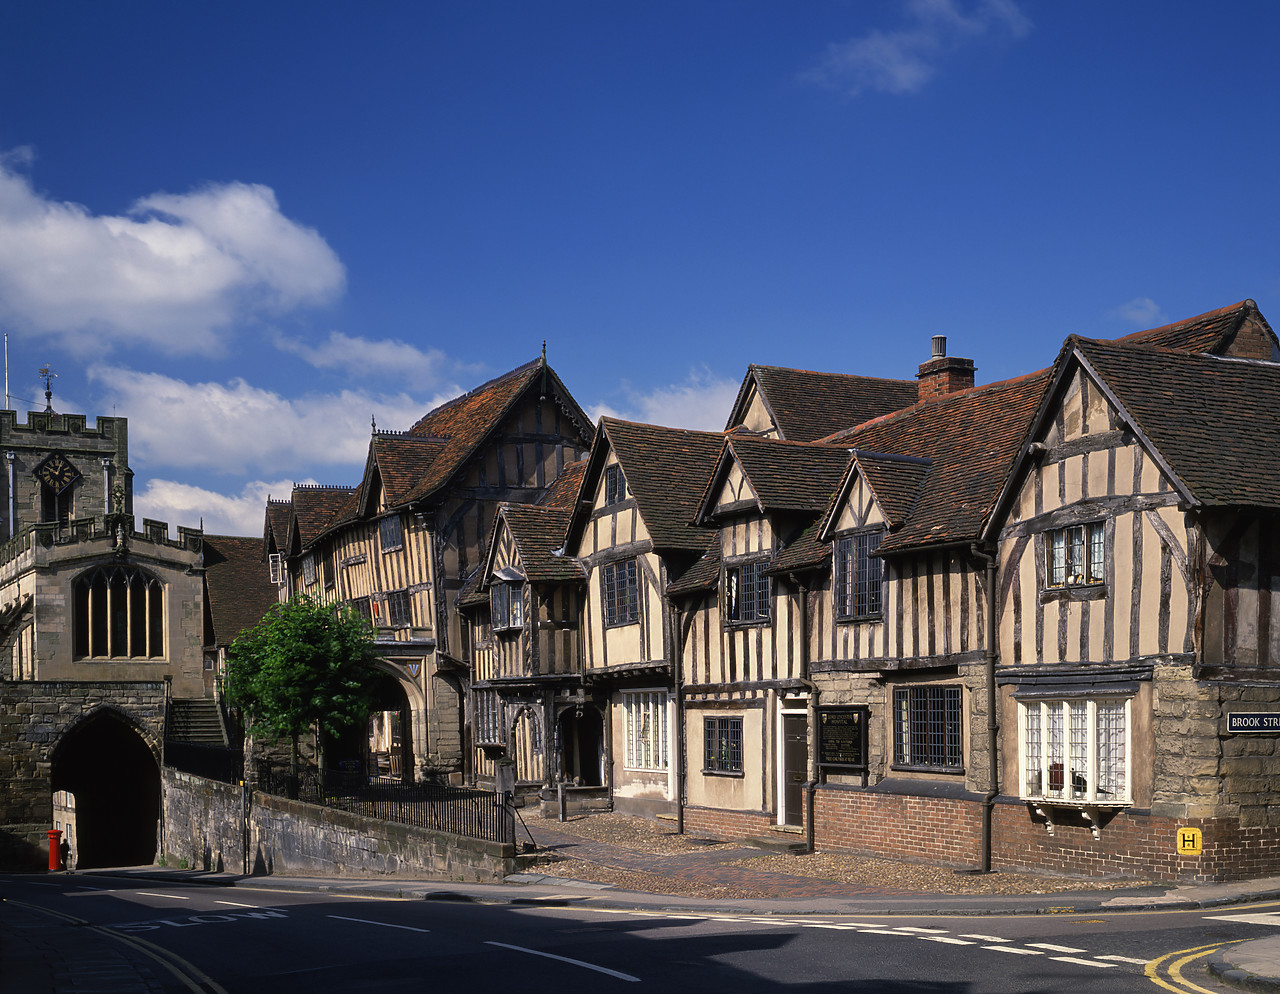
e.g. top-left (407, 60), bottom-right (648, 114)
top-left (530, 812), bottom-right (1156, 898)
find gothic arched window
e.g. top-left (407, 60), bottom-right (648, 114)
top-left (72, 566), bottom-right (164, 659)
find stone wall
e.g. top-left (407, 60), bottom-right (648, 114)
top-left (161, 768), bottom-right (245, 873)
top-left (249, 792), bottom-right (515, 882)
top-left (0, 681), bottom-right (166, 869)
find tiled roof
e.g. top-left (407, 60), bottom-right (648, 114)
top-left (401, 360), bottom-right (593, 507)
top-left (854, 452), bottom-right (933, 529)
top-left (666, 545), bottom-right (722, 596)
top-left (203, 535), bottom-right (278, 646)
top-left (825, 371), bottom-right (1052, 553)
top-left (370, 433), bottom-right (446, 506)
top-left (290, 485), bottom-right (357, 547)
top-left (766, 520), bottom-right (829, 575)
top-left (728, 365), bottom-right (918, 442)
top-left (499, 502), bottom-right (587, 583)
top-left (713, 435), bottom-right (852, 515)
top-left (585, 419), bottom-right (725, 552)
top-left (1113, 299), bottom-right (1278, 357)
top-left (1074, 338), bottom-right (1280, 509)
top-left (264, 499), bottom-right (292, 554)
top-left (538, 458), bottom-right (588, 513)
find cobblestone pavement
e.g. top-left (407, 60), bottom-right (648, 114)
top-left (523, 813), bottom-right (1155, 901)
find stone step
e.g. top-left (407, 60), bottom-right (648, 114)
top-left (744, 831), bottom-right (809, 854)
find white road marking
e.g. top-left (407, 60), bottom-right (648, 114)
top-left (1096, 954), bottom-right (1150, 965)
top-left (919, 936), bottom-right (975, 945)
top-left (896, 927), bottom-right (949, 934)
top-left (858, 928), bottom-right (911, 935)
top-left (1050, 956), bottom-right (1116, 969)
top-left (1027, 942), bottom-right (1086, 953)
top-left (804, 924), bottom-right (860, 930)
top-left (135, 892), bottom-right (189, 900)
top-left (327, 915), bottom-right (430, 933)
top-left (1206, 912), bottom-right (1280, 927)
top-left (983, 946), bottom-right (1043, 956)
top-left (485, 941), bottom-right (640, 982)
top-left (215, 901), bottom-right (260, 908)
top-left (960, 934), bottom-right (1008, 942)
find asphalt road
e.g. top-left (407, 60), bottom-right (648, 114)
top-left (4, 874), bottom-right (1277, 993)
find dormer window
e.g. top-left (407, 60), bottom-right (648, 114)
top-left (834, 529), bottom-right (884, 620)
top-left (1047, 523), bottom-right (1105, 588)
top-left (491, 582), bottom-right (524, 631)
top-left (725, 560), bottom-right (770, 625)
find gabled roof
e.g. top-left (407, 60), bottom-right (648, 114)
top-left (289, 485), bottom-right (357, 551)
top-left (725, 364), bottom-right (918, 442)
top-left (203, 535), bottom-right (278, 647)
top-left (852, 451), bottom-right (933, 529)
top-left (263, 498), bottom-right (292, 555)
top-left (1113, 299), bottom-right (1279, 359)
top-left (696, 434), bottom-right (851, 524)
top-left (1073, 338), bottom-right (1280, 509)
top-left (566, 418), bottom-right (724, 554)
top-left (399, 359), bottom-right (593, 508)
top-left (666, 545), bottom-right (722, 596)
top-left (498, 460), bottom-right (590, 584)
top-left (824, 371), bottom-right (1052, 554)
top-left (359, 433), bottom-right (447, 513)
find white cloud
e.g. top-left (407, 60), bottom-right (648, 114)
top-left (88, 365), bottom-right (458, 476)
top-left (273, 330), bottom-right (475, 387)
top-left (0, 150), bottom-right (344, 354)
top-left (1111, 297), bottom-right (1168, 328)
top-left (804, 0), bottom-right (1031, 97)
top-left (588, 366), bottom-right (740, 432)
top-left (133, 476), bottom-right (302, 537)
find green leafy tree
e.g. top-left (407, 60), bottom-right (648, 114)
top-left (225, 594), bottom-right (379, 775)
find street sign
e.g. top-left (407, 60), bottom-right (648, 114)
top-left (1177, 827), bottom-right (1202, 856)
top-left (1226, 712), bottom-right (1280, 733)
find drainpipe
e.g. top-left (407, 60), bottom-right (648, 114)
top-left (970, 543), bottom-right (999, 874)
top-left (672, 602), bottom-right (685, 835)
top-left (6, 451), bottom-right (14, 539)
top-left (794, 576), bottom-right (819, 854)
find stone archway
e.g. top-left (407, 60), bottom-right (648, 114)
top-left (557, 705), bottom-right (604, 787)
top-left (366, 672), bottom-right (415, 782)
top-left (50, 707), bottom-right (161, 868)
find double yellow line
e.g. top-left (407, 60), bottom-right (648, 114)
top-left (1145, 938), bottom-right (1251, 993)
top-left (5, 897), bottom-right (229, 994)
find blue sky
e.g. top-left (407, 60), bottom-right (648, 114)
top-left (1, 1), bottom-right (1277, 535)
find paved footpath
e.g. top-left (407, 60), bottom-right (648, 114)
top-left (526, 822), bottom-right (922, 898)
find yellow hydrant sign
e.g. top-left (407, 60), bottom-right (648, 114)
top-left (1177, 827), bottom-right (1203, 856)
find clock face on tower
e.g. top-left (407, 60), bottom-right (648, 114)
top-left (34, 453), bottom-right (82, 495)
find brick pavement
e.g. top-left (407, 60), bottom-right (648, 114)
top-left (526, 823), bottom-right (921, 899)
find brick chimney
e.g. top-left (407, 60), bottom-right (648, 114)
top-left (917, 335), bottom-right (975, 403)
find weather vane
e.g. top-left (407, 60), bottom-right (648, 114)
top-left (38, 364), bottom-right (57, 413)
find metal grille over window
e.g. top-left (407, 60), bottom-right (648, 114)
top-left (624, 691), bottom-right (668, 770)
top-left (726, 561), bottom-right (770, 623)
top-left (301, 554), bottom-right (317, 587)
top-left (379, 514), bottom-right (403, 553)
top-left (602, 559), bottom-right (639, 626)
top-left (703, 716), bottom-right (743, 773)
top-left (1022, 699), bottom-right (1129, 804)
top-left (835, 530), bottom-right (883, 618)
top-left (893, 685), bottom-right (962, 770)
top-left (73, 566), bottom-right (164, 659)
top-left (1048, 522), bottom-right (1105, 587)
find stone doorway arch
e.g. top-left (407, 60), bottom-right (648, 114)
top-left (557, 704), bottom-right (604, 787)
top-left (50, 707), bottom-right (161, 868)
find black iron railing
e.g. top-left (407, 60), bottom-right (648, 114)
top-left (254, 763), bottom-right (515, 846)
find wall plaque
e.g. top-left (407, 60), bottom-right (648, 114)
top-left (818, 706), bottom-right (868, 769)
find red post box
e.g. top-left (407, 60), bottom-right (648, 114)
top-left (47, 829), bottom-right (62, 871)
